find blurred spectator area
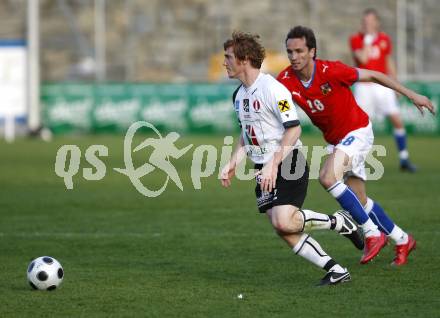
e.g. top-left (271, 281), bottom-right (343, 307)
top-left (1, 0), bottom-right (440, 82)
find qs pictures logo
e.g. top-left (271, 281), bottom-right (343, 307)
top-left (113, 121), bottom-right (193, 197)
top-left (54, 121), bottom-right (387, 197)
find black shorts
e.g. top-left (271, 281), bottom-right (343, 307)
top-left (254, 149), bottom-right (309, 213)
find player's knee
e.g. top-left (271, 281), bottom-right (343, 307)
top-left (271, 210), bottom-right (303, 234)
top-left (291, 211), bottom-right (305, 232)
top-left (271, 218), bottom-right (289, 234)
top-left (319, 170), bottom-right (336, 189)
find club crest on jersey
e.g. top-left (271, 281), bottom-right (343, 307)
top-left (320, 82), bottom-right (332, 95)
top-left (253, 100), bottom-right (261, 112)
top-left (243, 99), bottom-right (250, 112)
top-left (278, 100), bottom-right (291, 113)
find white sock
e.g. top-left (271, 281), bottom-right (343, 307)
top-left (360, 199), bottom-right (381, 237)
top-left (394, 128), bottom-right (406, 136)
top-left (361, 218), bottom-right (381, 238)
top-left (329, 264), bottom-right (345, 274)
top-left (300, 209), bottom-right (333, 231)
top-left (293, 234), bottom-right (332, 269)
top-left (389, 225), bottom-right (408, 245)
top-left (363, 198), bottom-right (374, 214)
top-left (399, 150), bottom-right (409, 160)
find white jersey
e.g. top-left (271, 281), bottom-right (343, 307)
top-left (233, 72), bottom-right (302, 164)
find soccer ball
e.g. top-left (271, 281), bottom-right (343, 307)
top-left (27, 256), bottom-right (64, 291)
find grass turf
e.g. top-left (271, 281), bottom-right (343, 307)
top-left (0, 134), bottom-right (439, 317)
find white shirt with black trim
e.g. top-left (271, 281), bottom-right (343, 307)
top-left (232, 72), bottom-right (302, 164)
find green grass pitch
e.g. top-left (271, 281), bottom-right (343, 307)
top-left (0, 134), bottom-right (439, 317)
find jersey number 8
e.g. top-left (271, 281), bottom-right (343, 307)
top-left (342, 136), bottom-right (355, 146)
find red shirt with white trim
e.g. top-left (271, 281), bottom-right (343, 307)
top-left (350, 31), bottom-right (392, 74)
top-left (277, 59), bottom-right (369, 145)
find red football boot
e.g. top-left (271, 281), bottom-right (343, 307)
top-left (392, 234), bottom-right (416, 266)
top-left (360, 232), bottom-right (388, 264)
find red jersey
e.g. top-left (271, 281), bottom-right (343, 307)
top-left (350, 31), bottom-right (392, 74)
top-left (277, 59), bottom-right (369, 145)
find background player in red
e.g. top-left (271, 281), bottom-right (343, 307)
top-left (277, 26), bottom-right (434, 266)
top-left (350, 8), bottom-right (416, 172)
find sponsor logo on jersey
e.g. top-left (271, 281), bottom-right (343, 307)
top-left (245, 124), bottom-right (260, 146)
top-left (246, 145), bottom-right (269, 157)
top-left (243, 99), bottom-right (250, 112)
top-left (253, 100), bottom-right (261, 112)
top-left (368, 46), bottom-right (380, 59)
top-left (320, 82), bottom-right (332, 95)
top-left (278, 99), bottom-right (291, 112)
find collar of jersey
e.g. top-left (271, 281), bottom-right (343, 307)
top-left (296, 61), bottom-right (316, 89)
top-left (244, 72), bottom-right (263, 93)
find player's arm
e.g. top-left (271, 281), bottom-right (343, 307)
top-left (386, 56), bottom-right (397, 80)
top-left (258, 125), bottom-right (301, 193)
top-left (385, 56), bottom-right (400, 97)
top-left (351, 34), bottom-right (374, 65)
top-left (220, 134), bottom-right (246, 188)
top-left (258, 88), bottom-right (302, 192)
top-left (272, 125), bottom-right (302, 167)
top-left (357, 68), bottom-right (435, 115)
top-left (352, 48), bottom-right (369, 65)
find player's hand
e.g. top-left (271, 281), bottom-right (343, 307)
top-left (220, 162), bottom-right (236, 188)
top-left (363, 34), bottom-right (375, 46)
top-left (255, 160), bottom-right (278, 193)
top-left (410, 93), bottom-right (435, 115)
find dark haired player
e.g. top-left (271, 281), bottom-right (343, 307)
top-left (277, 26), bottom-right (434, 266)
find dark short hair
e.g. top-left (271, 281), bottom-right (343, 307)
top-left (363, 8), bottom-right (380, 19)
top-left (285, 26), bottom-right (317, 60)
top-left (223, 31), bottom-right (266, 69)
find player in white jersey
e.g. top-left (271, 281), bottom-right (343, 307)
top-left (233, 72), bottom-right (303, 165)
top-left (220, 31), bottom-right (363, 286)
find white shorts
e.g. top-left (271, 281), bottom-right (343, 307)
top-left (353, 82), bottom-right (400, 120)
top-left (326, 122), bottom-right (374, 181)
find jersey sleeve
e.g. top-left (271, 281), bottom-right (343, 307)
top-left (383, 33), bottom-right (392, 55)
top-left (270, 83), bottom-right (300, 129)
top-left (232, 85), bottom-right (242, 128)
top-left (332, 61), bottom-right (359, 86)
top-left (350, 34), bottom-right (363, 51)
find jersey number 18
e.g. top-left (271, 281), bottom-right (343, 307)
top-left (306, 99), bottom-right (325, 113)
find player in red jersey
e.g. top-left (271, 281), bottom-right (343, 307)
top-left (350, 8), bottom-right (416, 172)
top-left (277, 26), bottom-right (434, 266)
